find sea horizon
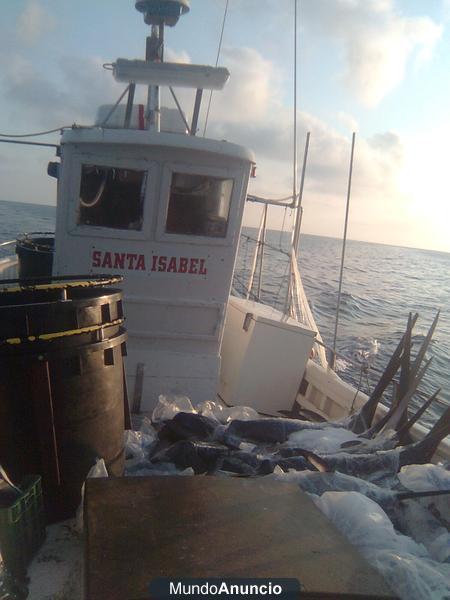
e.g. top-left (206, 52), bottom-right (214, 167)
top-left (1, 198), bottom-right (448, 256)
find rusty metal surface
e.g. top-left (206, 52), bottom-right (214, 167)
top-left (84, 476), bottom-right (396, 600)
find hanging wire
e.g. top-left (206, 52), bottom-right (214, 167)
top-left (203, 0), bottom-right (230, 137)
top-left (0, 126), bottom-right (71, 137)
top-left (349, 365), bottom-right (365, 414)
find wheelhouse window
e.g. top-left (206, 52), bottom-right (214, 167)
top-left (78, 165), bottom-right (146, 230)
top-left (165, 172), bottom-right (233, 238)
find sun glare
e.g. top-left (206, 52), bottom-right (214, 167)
top-left (399, 132), bottom-right (450, 251)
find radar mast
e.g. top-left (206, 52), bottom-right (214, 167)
top-left (134, 0), bottom-right (190, 131)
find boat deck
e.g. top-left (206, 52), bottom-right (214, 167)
top-left (84, 476), bottom-right (397, 599)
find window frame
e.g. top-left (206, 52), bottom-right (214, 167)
top-left (67, 154), bottom-right (157, 241)
top-left (156, 162), bottom-right (240, 247)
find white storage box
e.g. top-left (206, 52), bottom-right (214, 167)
top-left (219, 296), bottom-right (316, 413)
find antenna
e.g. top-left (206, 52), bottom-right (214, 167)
top-left (135, 0), bottom-right (190, 27)
top-left (134, 1), bottom-right (190, 131)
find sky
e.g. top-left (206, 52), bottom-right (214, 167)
top-left (1, 0), bottom-right (450, 252)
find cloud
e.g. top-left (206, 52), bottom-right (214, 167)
top-left (1, 54), bottom-right (124, 128)
top-left (160, 46), bottom-right (281, 135)
top-left (0, 23), bottom-right (410, 244)
top-left (164, 48), bottom-right (191, 64)
top-left (17, 1), bottom-right (56, 45)
top-left (205, 47), bottom-right (283, 125)
top-left (303, 0), bottom-right (442, 106)
top-left (193, 45), bottom-right (406, 238)
top-left (337, 112), bottom-right (359, 133)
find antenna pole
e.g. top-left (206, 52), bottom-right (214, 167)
top-left (292, 0), bottom-right (298, 210)
top-left (146, 23), bottom-right (164, 131)
top-left (203, 0), bottom-right (230, 137)
top-left (284, 0), bottom-right (299, 317)
top-left (331, 132), bottom-right (356, 369)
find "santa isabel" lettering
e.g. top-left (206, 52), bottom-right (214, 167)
top-left (91, 250), bottom-right (208, 275)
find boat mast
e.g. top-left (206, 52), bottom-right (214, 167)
top-left (285, 0), bottom-right (302, 316)
top-left (135, 0), bottom-right (190, 132)
top-left (331, 132), bottom-right (356, 368)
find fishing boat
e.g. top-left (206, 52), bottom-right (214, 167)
top-left (0, 1), bottom-right (449, 599)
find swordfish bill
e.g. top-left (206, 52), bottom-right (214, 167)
top-left (410, 310), bottom-right (440, 381)
top-left (362, 381), bottom-right (399, 439)
top-left (396, 311), bottom-right (439, 436)
top-left (349, 313), bottom-right (418, 433)
top-left (394, 311), bottom-right (440, 440)
top-left (399, 403), bottom-right (450, 466)
top-left (379, 357), bottom-right (432, 434)
top-left (396, 312), bottom-right (413, 430)
top-left (396, 388), bottom-right (441, 445)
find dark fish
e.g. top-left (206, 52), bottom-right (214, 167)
top-left (314, 406), bottom-right (450, 481)
top-left (217, 452), bottom-right (275, 476)
top-left (224, 417), bottom-right (344, 446)
top-left (320, 451), bottom-right (401, 481)
top-left (152, 440), bottom-right (229, 474)
top-left (217, 456), bottom-right (258, 476)
top-left (157, 412), bottom-right (217, 443)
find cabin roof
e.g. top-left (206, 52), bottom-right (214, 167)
top-left (61, 127), bottom-right (255, 163)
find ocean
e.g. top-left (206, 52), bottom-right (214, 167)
top-left (0, 199), bottom-right (448, 426)
top-left (235, 227), bottom-right (450, 427)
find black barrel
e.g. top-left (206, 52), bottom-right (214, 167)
top-left (0, 277), bottom-right (128, 523)
top-left (0, 285), bottom-right (124, 346)
top-left (15, 232), bottom-right (55, 279)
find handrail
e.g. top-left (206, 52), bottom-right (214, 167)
top-left (240, 233), bottom-right (290, 257)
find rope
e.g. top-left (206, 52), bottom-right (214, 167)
top-left (0, 126), bottom-right (72, 138)
top-left (349, 366), bottom-right (365, 414)
top-left (0, 275), bottom-right (123, 293)
top-left (233, 272), bottom-right (260, 302)
top-left (240, 233), bottom-right (290, 257)
top-left (203, 0), bottom-right (229, 137)
top-left (4, 318), bottom-right (124, 346)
